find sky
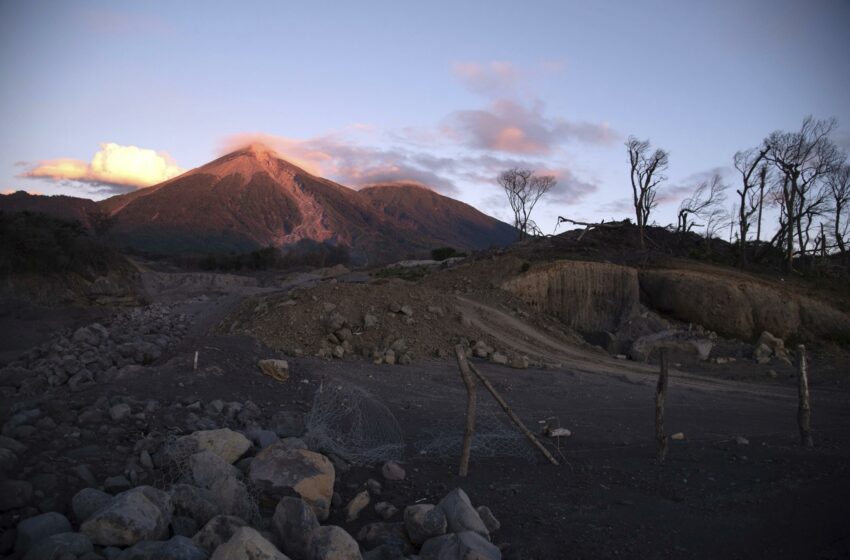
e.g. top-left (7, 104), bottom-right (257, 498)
top-left (2, 0), bottom-right (849, 234)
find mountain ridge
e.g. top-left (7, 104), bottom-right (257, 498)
top-left (2, 145), bottom-right (517, 262)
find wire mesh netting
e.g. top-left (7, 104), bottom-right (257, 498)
top-left (413, 401), bottom-right (537, 462)
top-left (154, 431), bottom-right (262, 525)
top-left (303, 381), bottom-right (405, 465)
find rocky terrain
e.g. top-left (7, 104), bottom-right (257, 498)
top-left (1, 239), bottom-right (849, 559)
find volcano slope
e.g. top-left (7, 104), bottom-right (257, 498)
top-left (2, 246), bottom-right (849, 559)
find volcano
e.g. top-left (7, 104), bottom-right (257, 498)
top-left (78, 144), bottom-right (516, 262)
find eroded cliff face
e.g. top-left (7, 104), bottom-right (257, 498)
top-left (639, 269), bottom-right (850, 342)
top-left (503, 260), bottom-right (640, 334)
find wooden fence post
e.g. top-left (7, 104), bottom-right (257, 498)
top-left (454, 345), bottom-right (477, 476)
top-left (797, 344), bottom-right (813, 447)
top-left (465, 361), bottom-right (560, 466)
top-left (655, 348), bottom-right (669, 463)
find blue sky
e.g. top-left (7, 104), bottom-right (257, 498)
top-left (2, 0), bottom-right (848, 233)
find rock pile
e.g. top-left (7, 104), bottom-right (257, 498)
top-left (0, 303), bottom-right (188, 397)
top-left (2, 417), bottom-right (503, 559)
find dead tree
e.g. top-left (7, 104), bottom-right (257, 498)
top-left (733, 147), bottom-right (769, 265)
top-left (765, 116), bottom-right (841, 270)
top-left (627, 136), bottom-right (669, 249)
top-left (677, 174), bottom-right (727, 235)
top-left (498, 168), bottom-right (556, 241)
top-left (556, 217), bottom-right (629, 241)
top-left (826, 162), bottom-right (850, 258)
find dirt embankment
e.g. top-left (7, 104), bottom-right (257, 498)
top-left (502, 260), bottom-right (640, 333)
top-left (640, 269), bottom-right (850, 342)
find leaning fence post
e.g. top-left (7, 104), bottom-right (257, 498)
top-left (797, 344), bottom-right (813, 447)
top-left (655, 348), bottom-right (669, 463)
top-left (454, 345), bottom-right (477, 477)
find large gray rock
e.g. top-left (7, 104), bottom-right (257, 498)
top-left (272, 497), bottom-right (318, 559)
top-left (476, 506), bottom-right (501, 534)
top-left (22, 532), bottom-right (92, 560)
top-left (170, 484), bottom-right (219, 527)
top-left (437, 489), bottom-right (488, 538)
top-left (0, 479), bottom-right (32, 510)
top-left (177, 429), bottom-right (251, 464)
top-left (116, 535), bottom-right (207, 560)
top-left (404, 504), bottom-right (447, 545)
top-left (189, 450), bottom-right (241, 488)
top-left (81, 486), bottom-right (173, 547)
top-left (192, 515), bottom-right (247, 553)
top-left (15, 512), bottom-right (72, 553)
top-left (249, 445), bottom-right (334, 520)
top-left (210, 526), bottom-right (289, 560)
top-left (72, 488), bottom-right (113, 524)
top-left (420, 531), bottom-right (501, 560)
top-left (356, 522), bottom-right (413, 555)
top-left (308, 526), bottom-right (361, 560)
top-left (210, 476), bottom-right (254, 521)
top-left (629, 330), bottom-right (712, 362)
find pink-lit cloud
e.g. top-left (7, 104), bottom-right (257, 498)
top-left (23, 143), bottom-right (185, 189)
top-left (444, 99), bottom-right (618, 155)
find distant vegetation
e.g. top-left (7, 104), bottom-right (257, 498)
top-left (197, 240), bottom-right (351, 272)
top-left (431, 247), bottom-right (467, 261)
top-left (0, 211), bottom-right (116, 276)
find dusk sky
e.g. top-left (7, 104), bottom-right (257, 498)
top-left (2, 0), bottom-right (849, 233)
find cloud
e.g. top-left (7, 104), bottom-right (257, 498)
top-left (23, 143), bottom-right (184, 190)
top-left (444, 99), bottom-right (618, 155)
top-left (452, 61), bottom-right (521, 97)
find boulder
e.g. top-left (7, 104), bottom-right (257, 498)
top-left (345, 490), bottom-right (370, 522)
top-left (211, 527), bottom-right (289, 560)
top-left (116, 535), bottom-right (207, 560)
top-left (71, 488), bottom-right (112, 523)
top-left (22, 532), bottom-right (92, 560)
top-left (0, 479), bottom-right (32, 510)
top-left (15, 512), bottom-right (72, 553)
top-left (420, 531), bottom-right (501, 560)
top-left (189, 450), bottom-right (241, 488)
top-left (272, 497), bottom-right (318, 559)
top-left (192, 515), bottom-right (247, 553)
top-left (269, 411), bottom-right (304, 438)
top-left (437, 489), bottom-right (488, 538)
top-left (381, 461), bottom-right (405, 481)
top-left (509, 355), bottom-right (529, 369)
top-left (374, 501), bottom-right (399, 520)
top-left (210, 476), bottom-right (254, 522)
top-left (753, 331), bottom-right (790, 364)
top-left (258, 360), bottom-right (289, 382)
top-left (249, 446), bottom-right (334, 520)
top-left (404, 504), bottom-right (447, 545)
top-left (169, 484), bottom-right (219, 527)
top-left (357, 522), bottom-right (413, 554)
top-left (81, 486), bottom-right (173, 547)
top-left (629, 330), bottom-right (713, 362)
top-left (109, 403), bottom-right (132, 421)
top-left (177, 429), bottom-right (251, 464)
top-left (476, 506), bottom-right (501, 533)
top-left (490, 352), bottom-right (508, 365)
top-left (308, 526), bottom-right (361, 560)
